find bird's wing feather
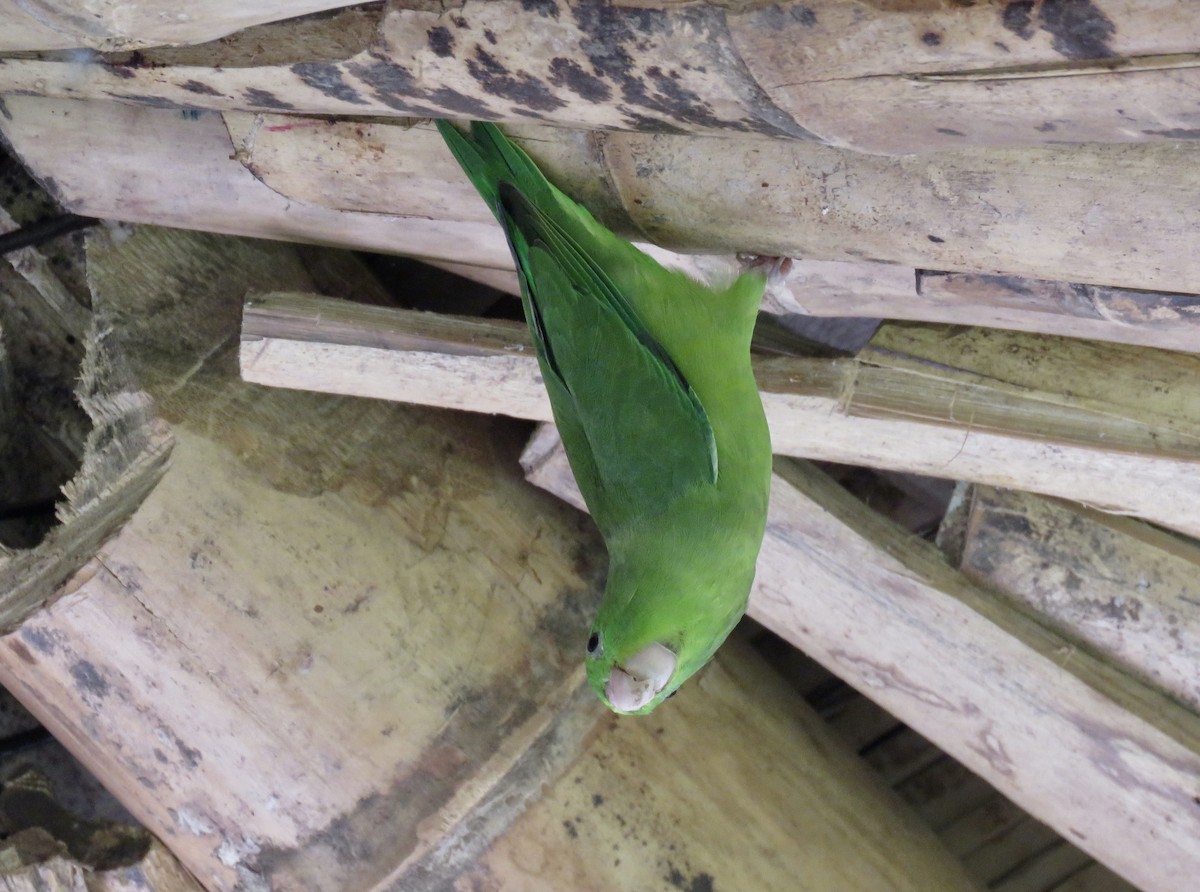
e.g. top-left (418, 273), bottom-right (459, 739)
top-left (438, 120), bottom-right (717, 533)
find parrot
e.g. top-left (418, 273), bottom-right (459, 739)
top-left (437, 120), bottom-right (771, 715)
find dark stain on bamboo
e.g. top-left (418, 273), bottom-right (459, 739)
top-left (1143, 128), bottom-right (1200, 139)
top-left (1002, 0), bottom-right (1116, 59)
top-left (291, 62), bottom-right (370, 106)
top-left (70, 659), bottom-right (110, 700)
top-left (549, 57), bottom-right (613, 102)
top-left (1002, 1), bottom-right (1036, 40)
top-left (427, 26), bottom-right (456, 58)
top-left (243, 88), bottom-right (297, 111)
top-left (347, 59), bottom-right (493, 118)
top-left (1040, 0), bottom-right (1116, 59)
top-left (465, 45), bottom-right (568, 111)
top-left (520, 0), bottom-right (561, 18)
top-left (181, 80), bottom-right (222, 97)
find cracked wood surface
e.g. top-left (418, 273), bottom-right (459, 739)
top-left (239, 292), bottom-right (1200, 539)
top-left (0, 205), bottom-right (171, 631)
top-left (3, 1), bottom-right (1200, 153)
top-left (522, 431), bottom-right (1200, 892)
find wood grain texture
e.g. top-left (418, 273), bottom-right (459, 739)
top-left (4, 1), bottom-right (1200, 153)
top-left (240, 293), bottom-right (1200, 538)
top-left (522, 433), bottom-right (1200, 892)
top-left (959, 486), bottom-right (1200, 713)
top-left (8, 97), bottom-right (1200, 300)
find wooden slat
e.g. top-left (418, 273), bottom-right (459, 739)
top-left (522, 433), bottom-right (1200, 892)
top-left (239, 292), bottom-right (1200, 539)
top-left (958, 486), bottom-right (1200, 713)
top-left (767, 261), bottom-right (1200, 355)
top-left (5, 1), bottom-right (1200, 154)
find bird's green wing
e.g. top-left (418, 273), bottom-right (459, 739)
top-left (437, 120), bottom-right (717, 534)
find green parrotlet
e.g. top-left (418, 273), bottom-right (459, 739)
top-left (437, 120), bottom-right (771, 715)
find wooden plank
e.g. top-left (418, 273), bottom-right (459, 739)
top-left (767, 261), bottom-right (1200, 355)
top-left (239, 292), bottom-right (1200, 538)
top-left (958, 486), bottom-right (1200, 713)
top-left (0, 225), bottom-right (983, 892)
top-left (5, 1), bottom-right (1200, 154)
top-left (522, 433), bottom-right (1200, 892)
top-left (9, 99), bottom-right (1200, 296)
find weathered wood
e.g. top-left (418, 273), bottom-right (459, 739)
top-left (0, 830), bottom-right (87, 892)
top-left (0, 768), bottom-right (203, 892)
top-left (0, 226), bottom-right (981, 892)
top-left (767, 261), bottom-right (1200, 355)
top-left (958, 486), bottom-right (1200, 713)
top-left (0, 0), bottom-right (362, 52)
top-left (457, 637), bottom-right (984, 892)
top-left (240, 292), bottom-right (1200, 538)
top-left (522, 432), bottom-right (1200, 892)
top-left (5, 1), bottom-right (1200, 154)
top-left (10, 99), bottom-right (1200, 296)
top-left (0, 205), bottom-right (172, 627)
top-left (90, 840), bottom-right (206, 892)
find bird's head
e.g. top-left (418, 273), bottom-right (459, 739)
top-left (584, 554), bottom-right (749, 715)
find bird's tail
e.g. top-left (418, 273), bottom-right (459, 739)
top-left (436, 120), bottom-right (551, 224)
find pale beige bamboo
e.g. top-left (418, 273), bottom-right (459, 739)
top-left (239, 292), bottom-right (1200, 539)
top-left (8, 97), bottom-right (1200, 296)
top-left (768, 261), bottom-right (1200, 355)
top-left (4, 1), bottom-right (1200, 153)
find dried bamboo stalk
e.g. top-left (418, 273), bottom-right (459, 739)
top-left (238, 292), bottom-right (1200, 539)
top-left (4, 1), bottom-right (1200, 153)
top-left (8, 98), bottom-right (1200, 297)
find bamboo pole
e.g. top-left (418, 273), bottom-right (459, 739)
top-left (8, 98), bottom-right (1200, 298)
top-left (4, 1), bottom-right (1200, 153)
top-left (238, 292), bottom-right (1200, 539)
top-left (768, 261), bottom-right (1200, 356)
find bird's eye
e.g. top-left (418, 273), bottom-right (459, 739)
top-left (586, 631), bottom-right (602, 658)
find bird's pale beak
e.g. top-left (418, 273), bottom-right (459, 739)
top-left (605, 642), bottom-right (678, 712)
